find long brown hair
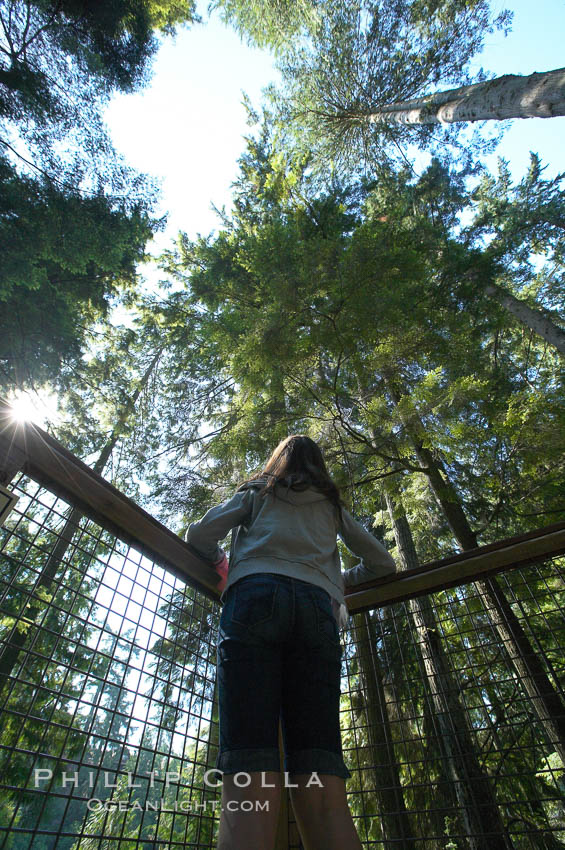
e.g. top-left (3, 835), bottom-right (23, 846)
top-left (242, 435), bottom-right (343, 516)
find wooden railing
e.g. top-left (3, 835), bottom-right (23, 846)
top-left (2, 397), bottom-right (564, 615)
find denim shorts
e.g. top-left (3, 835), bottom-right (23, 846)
top-left (215, 572), bottom-right (351, 780)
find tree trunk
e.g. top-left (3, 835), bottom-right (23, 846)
top-left (0, 349), bottom-right (163, 699)
top-left (354, 609), bottom-right (417, 849)
top-left (384, 483), bottom-right (511, 850)
top-left (384, 376), bottom-right (565, 768)
top-left (484, 280), bottom-right (565, 355)
top-left (357, 68), bottom-right (565, 126)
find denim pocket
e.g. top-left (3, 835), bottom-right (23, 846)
top-left (231, 577), bottom-right (279, 628)
top-left (310, 588), bottom-right (340, 646)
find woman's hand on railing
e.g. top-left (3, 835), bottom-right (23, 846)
top-left (213, 552), bottom-right (229, 593)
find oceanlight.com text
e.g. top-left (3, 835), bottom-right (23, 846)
top-left (85, 799), bottom-right (270, 813)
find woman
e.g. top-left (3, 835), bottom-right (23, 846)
top-left (186, 435), bottom-right (396, 850)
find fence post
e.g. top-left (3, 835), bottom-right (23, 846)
top-left (0, 430), bottom-right (25, 486)
top-left (274, 716), bottom-right (290, 849)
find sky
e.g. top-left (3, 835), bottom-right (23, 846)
top-left (104, 4), bottom-right (279, 253)
top-left (104, 0), bottom-right (565, 259)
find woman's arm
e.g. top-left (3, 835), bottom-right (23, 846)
top-left (185, 489), bottom-right (253, 563)
top-left (338, 507), bottom-right (396, 588)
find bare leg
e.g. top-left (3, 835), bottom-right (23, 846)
top-left (217, 770), bottom-right (282, 850)
top-left (289, 773), bottom-right (363, 850)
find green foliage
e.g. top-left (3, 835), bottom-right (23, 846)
top-left (469, 154), bottom-right (565, 303)
top-left (146, 0), bottom-right (200, 33)
top-left (212, 0), bottom-right (319, 51)
top-left (149, 121), bottom-right (564, 550)
top-left (1, 1), bottom-right (146, 186)
top-left (0, 0), bottom-right (193, 388)
top-left (0, 157), bottom-right (157, 388)
top-left (1, 0), bottom-right (198, 109)
top-left (0, 0), bottom-right (197, 192)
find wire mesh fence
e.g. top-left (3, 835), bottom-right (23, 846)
top-left (0, 470), bottom-right (564, 849)
top-left (0, 473), bottom-right (221, 849)
top-left (326, 559), bottom-right (565, 850)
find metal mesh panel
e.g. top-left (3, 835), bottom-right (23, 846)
top-left (1, 472), bottom-right (564, 849)
top-left (0, 473), bottom-right (221, 849)
top-left (321, 559), bottom-right (565, 850)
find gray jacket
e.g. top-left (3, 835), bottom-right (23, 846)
top-left (186, 479), bottom-right (396, 608)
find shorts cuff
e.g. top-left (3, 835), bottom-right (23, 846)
top-left (215, 747), bottom-right (281, 774)
top-left (285, 748), bottom-right (352, 780)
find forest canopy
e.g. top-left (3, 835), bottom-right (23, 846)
top-left (1, 0), bottom-right (563, 537)
top-left (0, 0), bottom-right (197, 385)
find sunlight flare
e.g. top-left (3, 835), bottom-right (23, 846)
top-left (7, 391), bottom-right (58, 427)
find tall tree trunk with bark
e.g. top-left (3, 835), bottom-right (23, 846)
top-left (483, 280), bottom-right (565, 356)
top-left (384, 481), bottom-right (511, 850)
top-left (352, 68), bottom-right (565, 126)
top-left (383, 376), bottom-right (565, 768)
top-left (0, 349), bottom-right (163, 699)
